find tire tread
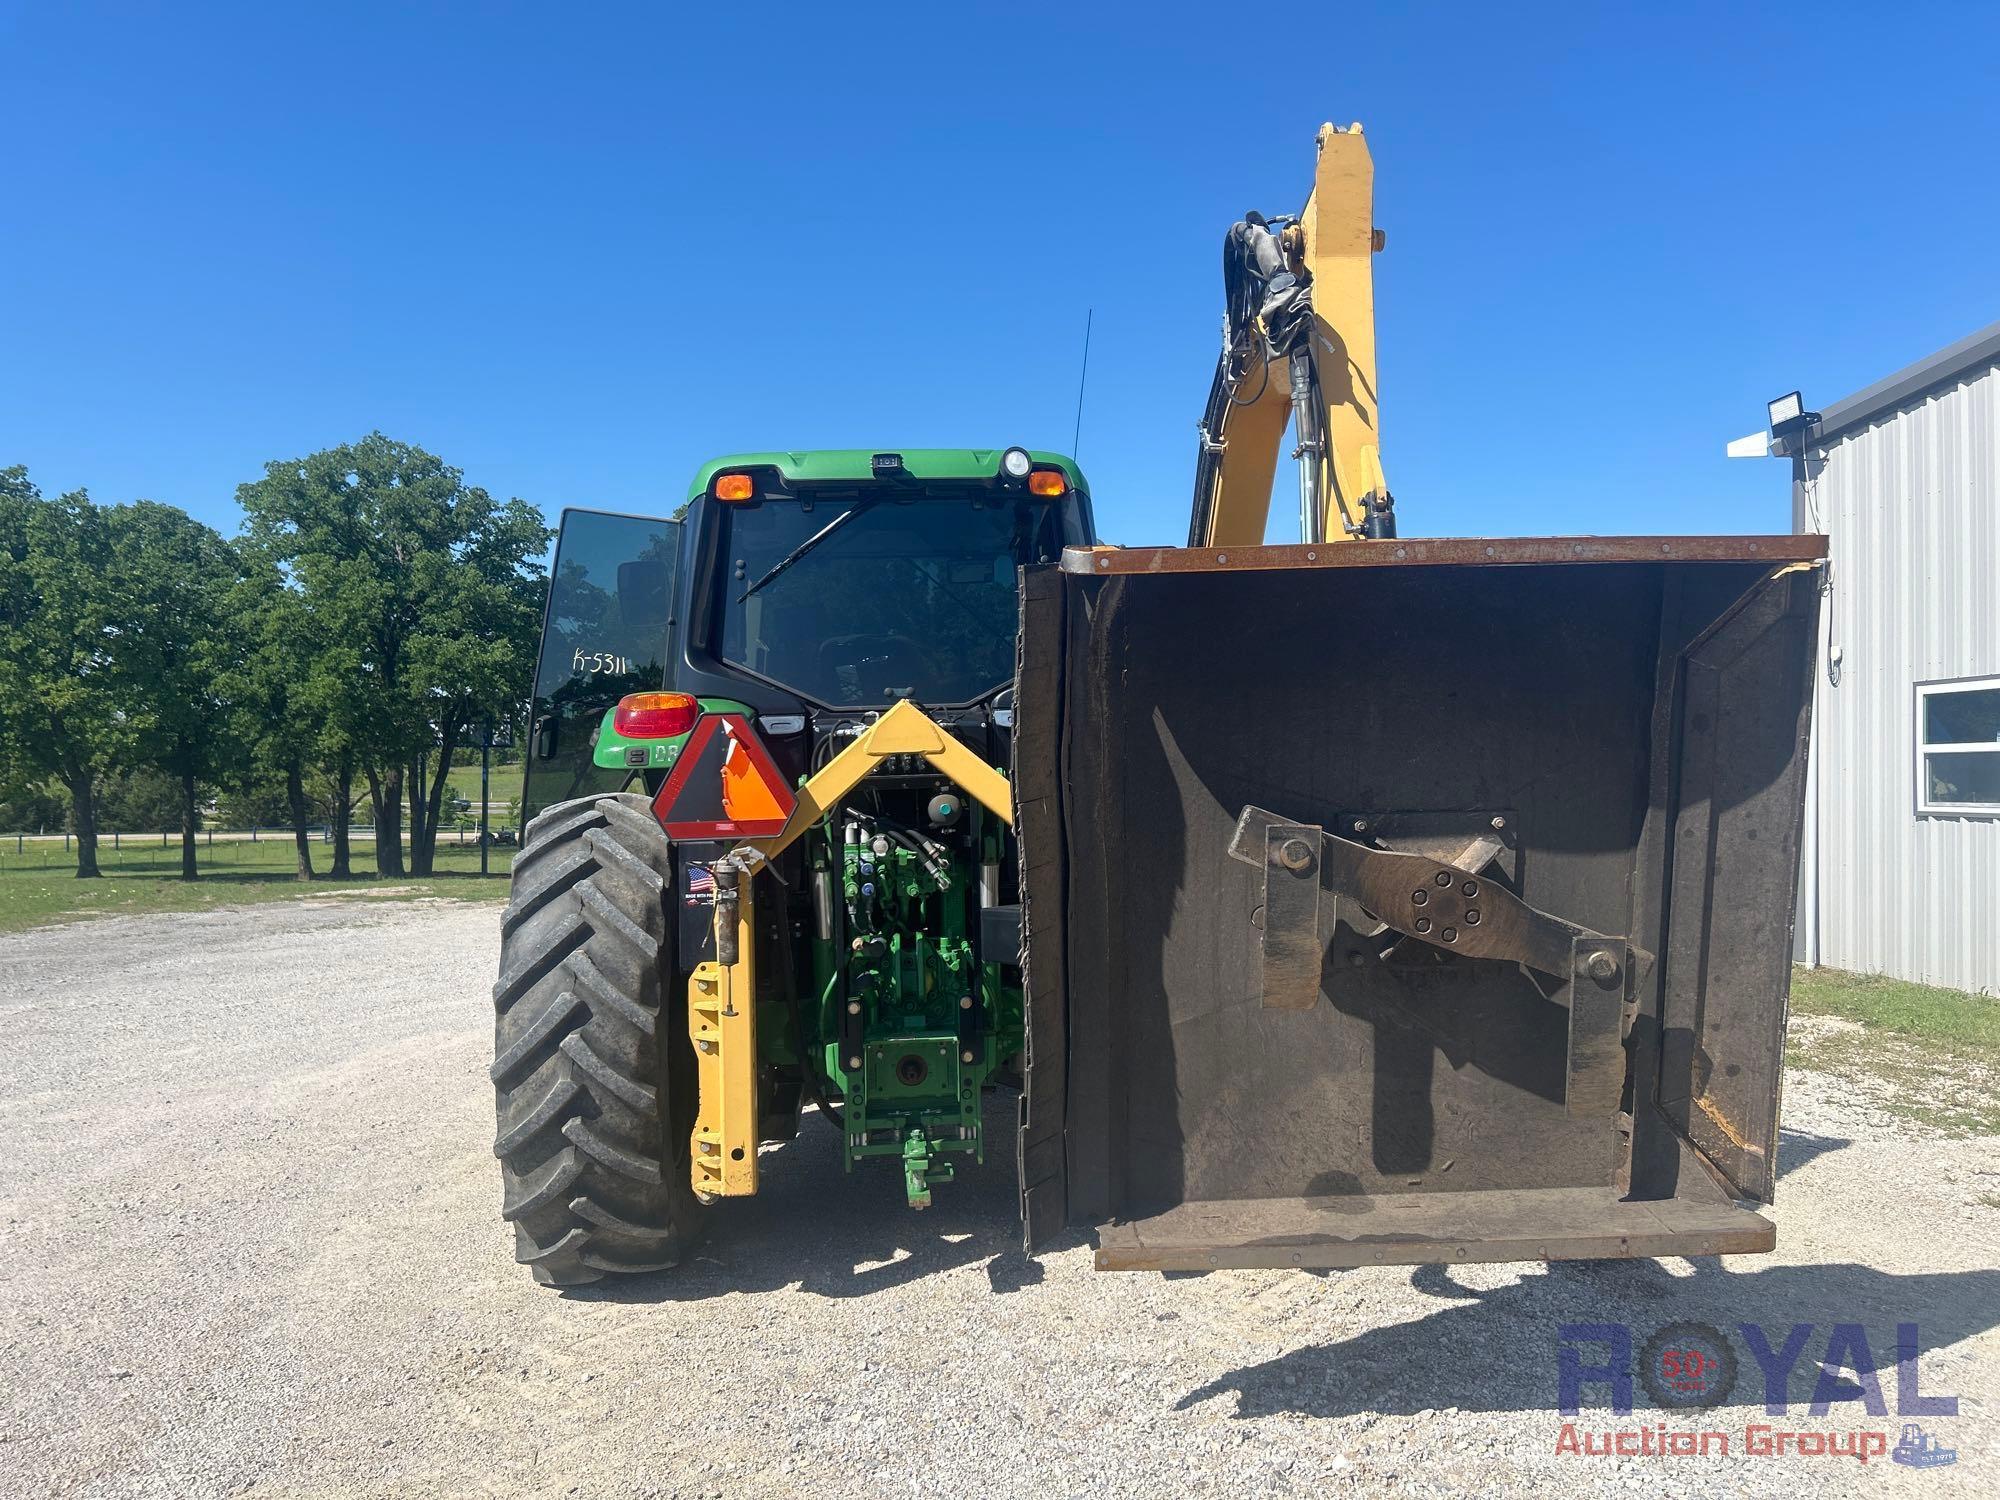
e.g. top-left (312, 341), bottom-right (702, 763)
top-left (491, 792), bottom-right (695, 1286)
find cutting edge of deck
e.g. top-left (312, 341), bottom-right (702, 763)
top-left (1093, 1187), bottom-right (1776, 1271)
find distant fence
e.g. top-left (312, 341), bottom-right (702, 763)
top-left (0, 826), bottom-right (520, 880)
top-left (3, 825), bottom-right (515, 854)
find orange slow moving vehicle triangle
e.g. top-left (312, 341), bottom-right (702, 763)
top-left (721, 730), bottom-right (790, 826)
top-left (649, 714), bottom-right (796, 839)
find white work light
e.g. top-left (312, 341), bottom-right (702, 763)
top-left (1765, 390), bottom-right (1819, 443)
top-left (1001, 447), bottom-right (1033, 480)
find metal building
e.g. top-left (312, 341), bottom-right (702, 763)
top-left (1760, 322), bottom-right (2000, 994)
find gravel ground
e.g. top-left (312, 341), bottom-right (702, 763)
top-left (1, 899), bottom-right (1995, 1498)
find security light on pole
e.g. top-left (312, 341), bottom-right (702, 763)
top-left (1767, 390), bottom-right (1819, 440)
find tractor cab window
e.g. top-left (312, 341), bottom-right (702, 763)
top-left (524, 509), bottom-right (682, 823)
top-left (715, 492), bottom-right (1062, 709)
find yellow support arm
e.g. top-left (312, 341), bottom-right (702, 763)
top-left (751, 699), bottom-right (1011, 864)
top-left (688, 871), bottom-right (757, 1199)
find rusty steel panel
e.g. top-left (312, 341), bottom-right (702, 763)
top-left (1092, 1188), bottom-right (1776, 1272)
top-left (1014, 568), bottom-right (1070, 1248)
top-left (1656, 567), bottom-right (1822, 1201)
top-left (1065, 534), bottom-right (1824, 576)
top-left (1015, 546), bottom-right (1821, 1268)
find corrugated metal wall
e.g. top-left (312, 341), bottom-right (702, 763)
top-left (1797, 361), bottom-right (2000, 994)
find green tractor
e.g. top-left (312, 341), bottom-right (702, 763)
top-left (495, 443), bottom-right (1824, 1293)
top-left (495, 448), bottom-right (1092, 1285)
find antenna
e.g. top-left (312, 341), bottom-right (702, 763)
top-left (1070, 308), bottom-right (1093, 459)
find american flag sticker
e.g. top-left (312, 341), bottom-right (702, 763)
top-left (684, 865), bottom-right (715, 902)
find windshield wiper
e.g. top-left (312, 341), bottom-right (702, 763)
top-left (737, 498), bottom-right (882, 602)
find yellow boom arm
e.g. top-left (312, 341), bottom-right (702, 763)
top-left (1190, 122), bottom-right (1391, 547)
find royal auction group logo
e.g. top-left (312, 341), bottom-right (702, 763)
top-left (1639, 1321), bottom-right (1740, 1409)
top-left (1554, 1320), bottom-right (1959, 1466)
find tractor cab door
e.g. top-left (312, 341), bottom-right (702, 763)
top-left (521, 508), bottom-right (682, 827)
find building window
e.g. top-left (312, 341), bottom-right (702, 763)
top-left (1916, 676), bottom-right (2000, 815)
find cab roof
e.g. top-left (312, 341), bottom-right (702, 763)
top-left (685, 448), bottom-right (1089, 502)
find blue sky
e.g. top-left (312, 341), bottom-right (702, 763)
top-left (4, 2), bottom-right (1995, 547)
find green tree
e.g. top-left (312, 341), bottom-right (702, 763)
top-left (400, 514), bottom-right (547, 875)
top-left (303, 760), bottom-right (362, 873)
top-left (0, 467), bottom-right (33, 811)
top-left (107, 502), bottom-right (245, 880)
top-left (236, 435), bottom-right (547, 877)
top-left (212, 775), bottom-right (293, 831)
top-left (224, 545), bottom-right (346, 879)
top-left (0, 777), bottom-right (69, 833)
top-left (0, 469), bottom-right (127, 878)
top-left (95, 767), bottom-right (189, 831)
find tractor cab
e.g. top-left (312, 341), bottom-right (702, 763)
top-left (522, 448), bottom-right (1093, 826)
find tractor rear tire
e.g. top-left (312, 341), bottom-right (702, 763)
top-left (491, 791), bottom-right (697, 1286)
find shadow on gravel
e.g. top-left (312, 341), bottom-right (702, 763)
top-left (1777, 1127), bottom-right (1852, 1179)
top-left (564, 1096), bottom-right (1090, 1303)
top-left (1176, 1258), bottom-right (2000, 1418)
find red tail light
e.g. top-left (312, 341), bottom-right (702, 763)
top-left (614, 691), bottom-right (700, 738)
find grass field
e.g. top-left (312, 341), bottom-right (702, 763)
top-left (1790, 965), bottom-right (2000, 1049)
top-left (0, 836), bottom-right (513, 934)
top-left (1788, 965), bottom-right (2000, 1134)
top-left (445, 760), bottom-right (524, 810)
